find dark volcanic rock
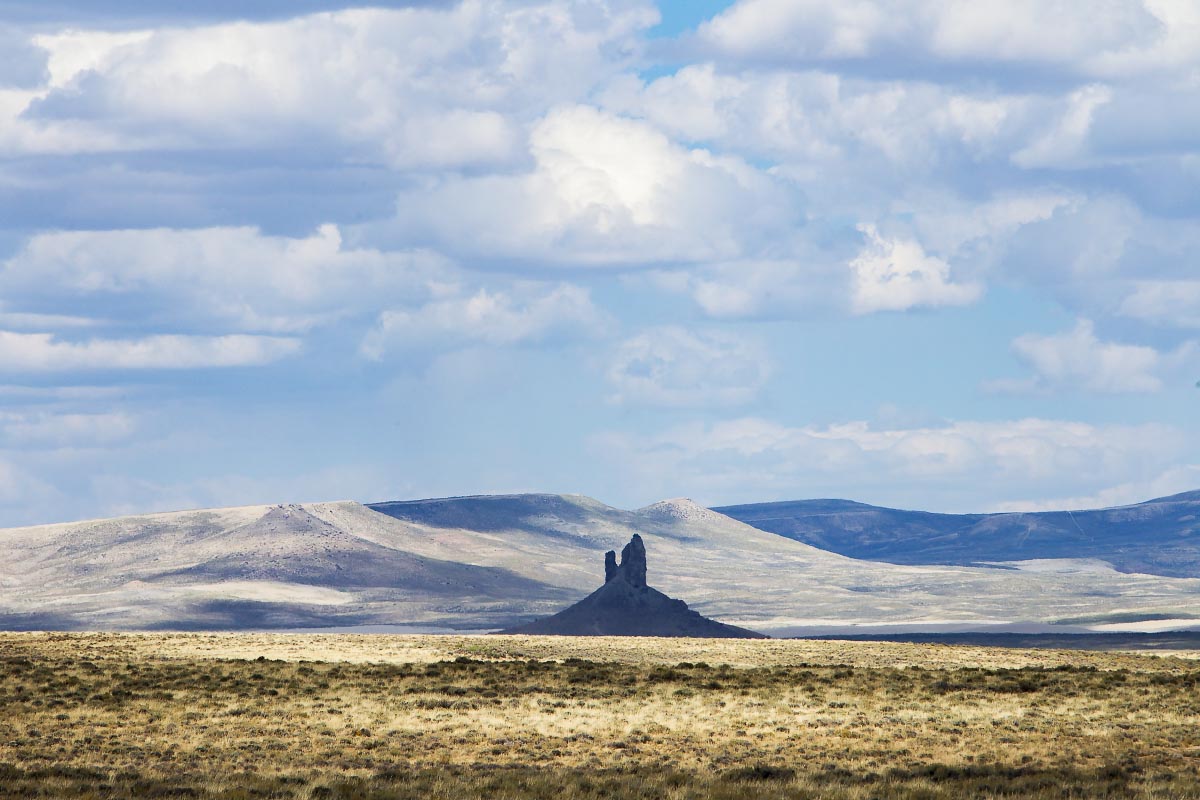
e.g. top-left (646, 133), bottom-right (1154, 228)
top-left (499, 534), bottom-right (765, 638)
top-left (614, 534), bottom-right (647, 587)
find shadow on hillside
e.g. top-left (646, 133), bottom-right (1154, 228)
top-left (0, 612), bottom-right (83, 632)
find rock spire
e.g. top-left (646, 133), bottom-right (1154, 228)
top-left (604, 533), bottom-right (647, 587)
top-left (498, 533), bottom-right (766, 639)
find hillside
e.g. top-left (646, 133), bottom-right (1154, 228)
top-left (715, 490), bottom-right (1200, 578)
top-left (4, 493), bottom-right (1200, 633)
top-left (0, 502), bottom-right (575, 632)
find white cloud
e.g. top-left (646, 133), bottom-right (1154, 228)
top-left (679, 2), bottom-right (1200, 181)
top-left (848, 224), bottom-right (982, 313)
top-left (1, 224), bottom-right (449, 334)
top-left (360, 284), bottom-right (607, 358)
top-left (592, 55), bottom-right (1196, 330)
top-left (594, 415), bottom-right (1189, 511)
top-left (36, 30), bottom-right (151, 88)
top-left (1, 223), bottom-right (623, 372)
top-left (638, 192), bottom-right (1063, 320)
top-left (925, 2), bottom-right (1163, 69)
top-left (0, 331), bottom-right (301, 371)
top-left (907, 191), bottom-right (1073, 256)
top-left (1012, 84), bottom-right (1113, 168)
top-left (1120, 281), bottom-right (1200, 329)
top-left (602, 65), bottom-right (1033, 170)
top-left (697, 0), bottom-right (1192, 80)
top-left (600, 64), bottom-right (747, 142)
top-left (1081, 0), bottom-right (1200, 79)
top-left (697, 0), bottom-right (892, 61)
top-left (1004, 319), bottom-right (1195, 393)
top-left (606, 326), bottom-right (771, 407)
top-left (390, 104), bottom-right (794, 266)
top-left (9, 2), bottom-right (658, 164)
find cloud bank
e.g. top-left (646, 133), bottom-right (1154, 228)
top-left (0, 0), bottom-right (1196, 522)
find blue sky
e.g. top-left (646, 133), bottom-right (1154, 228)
top-left (0, 0), bottom-right (1198, 524)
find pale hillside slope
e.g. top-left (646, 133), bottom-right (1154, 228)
top-left (0, 502), bottom-right (574, 631)
top-left (3, 494), bottom-right (1200, 633)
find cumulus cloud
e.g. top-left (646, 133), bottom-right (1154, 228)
top-left (4, 2), bottom-right (1195, 318)
top-left (606, 326), bottom-right (771, 407)
top-left (9, 2), bottom-right (657, 163)
top-left (360, 284), bottom-right (607, 358)
top-left (696, 0), bottom-right (891, 61)
top-left (1, 0), bottom-right (1199, 525)
top-left (599, 63), bottom-right (1081, 322)
top-left (696, 0), bottom-right (1192, 80)
top-left (1, 222), bottom-right (620, 372)
top-left (998, 320), bottom-right (1197, 393)
top-left (639, 192), bottom-right (1063, 320)
top-left (1, 224), bottom-right (448, 333)
top-left (848, 224), bottom-right (982, 313)
top-left (0, 331), bottom-right (301, 371)
top-left (602, 65), bottom-right (1036, 176)
top-left (674, 2), bottom-right (1200, 178)
top-left (390, 104), bottom-right (795, 266)
top-left (594, 415), bottom-right (1190, 511)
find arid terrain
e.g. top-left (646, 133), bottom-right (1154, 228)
top-left (4, 632), bottom-right (1200, 798)
top-left (8, 495), bottom-right (1200, 634)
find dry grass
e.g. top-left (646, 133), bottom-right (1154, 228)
top-left (3, 632), bottom-right (1200, 798)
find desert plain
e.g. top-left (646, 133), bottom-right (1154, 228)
top-left (4, 632), bottom-right (1200, 799)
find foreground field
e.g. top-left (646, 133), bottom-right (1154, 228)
top-left (3, 633), bottom-right (1200, 798)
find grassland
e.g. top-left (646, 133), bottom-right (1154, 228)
top-left (3, 633), bottom-right (1200, 798)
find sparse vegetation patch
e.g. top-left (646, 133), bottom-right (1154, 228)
top-left (2, 632), bottom-right (1200, 798)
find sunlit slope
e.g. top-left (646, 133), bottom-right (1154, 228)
top-left (3, 494), bottom-right (1200, 632)
top-left (716, 490), bottom-right (1200, 577)
top-left (0, 502), bottom-right (574, 631)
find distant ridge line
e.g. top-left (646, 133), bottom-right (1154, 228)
top-left (716, 489), bottom-right (1200, 579)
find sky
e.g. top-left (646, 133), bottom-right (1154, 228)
top-left (0, 0), bottom-right (1198, 525)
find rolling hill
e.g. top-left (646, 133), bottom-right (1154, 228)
top-left (715, 490), bottom-right (1200, 578)
top-left (5, 493), bottom-right (1200, 634)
